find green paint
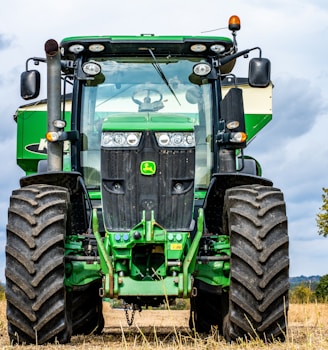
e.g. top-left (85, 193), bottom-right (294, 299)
top-left (64, 235), bottom-right (102, 289)
top-left (101, 113), bottom-right (196, 132)
top-left (194, 235), bottom-right (231, 289)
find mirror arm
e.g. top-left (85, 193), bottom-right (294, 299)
top-left (220, 47), bottom-right (262, 66)
top-left (25, 57), bottom-right (46, 71)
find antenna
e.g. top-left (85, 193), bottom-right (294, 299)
top-left (201, 26), bottom-right (227, 34)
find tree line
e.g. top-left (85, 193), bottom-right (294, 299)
top-left (290, 274), bottom-right (328, 303)
top-left (290, 188), bottom-right (328, 303)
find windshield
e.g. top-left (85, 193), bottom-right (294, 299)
top-left (80, 57), bottom-right (213, 190)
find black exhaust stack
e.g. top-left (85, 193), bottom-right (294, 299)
top-left (45, 39), bottom-right (63, 171)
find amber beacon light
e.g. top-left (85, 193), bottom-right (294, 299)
top-left (228, 15), bottom-right (241, 31)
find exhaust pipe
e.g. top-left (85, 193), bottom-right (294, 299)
top-left (45, 39), bottom-right (63, 172)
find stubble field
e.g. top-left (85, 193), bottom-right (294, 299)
top-left (0, 301), bottom-right (327, 349)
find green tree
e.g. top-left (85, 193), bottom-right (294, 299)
top-left (317, 188), bottom-right (328, 237)
top-left (290, 284), bottom-right (314, 303)
top-left (315, 274), bottom-right (328, 302)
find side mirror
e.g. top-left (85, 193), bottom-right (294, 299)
top-left (20, 70), bottom-right (40, 100)
top-left (248, 57), bottom-right (271, 87)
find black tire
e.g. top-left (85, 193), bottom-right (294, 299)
top-left (189, 279), bottom-right (228, 334)
top-left (72, 280), bottom-right (104, 335)
top-left (5, 184), bottom-right (72, 345)
top-left (223, 184), bottom-right (289, 342)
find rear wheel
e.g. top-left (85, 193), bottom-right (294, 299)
top-left (223, 184), bottom-right (289, 342)
top-left (6, 184), bottom-right (72, 344)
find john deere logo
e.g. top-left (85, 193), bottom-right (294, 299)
top-left (140, 161), bottom-right (156, 175)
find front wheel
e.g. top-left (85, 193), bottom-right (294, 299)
top-left (6, 184), bottom-right (72, 345)
top-left (223, 184), bottom-right (289, 342)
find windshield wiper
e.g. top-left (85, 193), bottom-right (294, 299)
top-left (148, 49), bottom-right (181, 106)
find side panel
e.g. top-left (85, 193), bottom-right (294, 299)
top-left (222, 82), bottom-right (273, 142)
top-left (15, 101), bottom-right (71, 174)
top-left (16, 108), bottom-right (47, 174)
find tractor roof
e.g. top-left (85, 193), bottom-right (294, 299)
top-left (60, 35), bottom-right (233, 59)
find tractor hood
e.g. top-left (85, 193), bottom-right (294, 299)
top-left (101, 113), bottom-right (195, 132)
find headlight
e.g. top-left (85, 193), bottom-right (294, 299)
top-left (230, 132), bottom-right (247, 143)
top-left (210, 44), bottom-right (226, 53)
top-left (46, 131), bottom-right (60, 142)
top-left (53, 119), bottom-right (66, 129)
top-left (82, 61), bottom-right (101, 76)
top-left (155, 132), bottom-right (195, 148)
top-left (101, 132), bottom-right (142, 147)
top-left (68, 44), bottom-right (85, 54)
top-left (89, 43), bottom-right (105, 52)
top-left (190, 44), bottom-right (207, 53)
top-left (226, 121), bottom-right (239, 130)
top-left (193, 63), bottom-right (212, 76)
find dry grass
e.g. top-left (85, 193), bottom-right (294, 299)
top-left (0, 301), bottom-right (327, 349)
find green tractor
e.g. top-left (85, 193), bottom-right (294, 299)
top-left (6, 16), bottom-right (289, 344)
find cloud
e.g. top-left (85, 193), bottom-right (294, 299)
top-left (248, 76), bottom-right (325, 156)
top-left (290, 237), bottom-right (328, 276)
top-left (0, 34), bottom-right (12, 51)
top-left (0, 0), bottom-right (328, 282)
top-left (273, 77), bottom-right (326, 136)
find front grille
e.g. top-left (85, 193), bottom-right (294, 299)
top-left (101, 131), bottom-right (195, 231)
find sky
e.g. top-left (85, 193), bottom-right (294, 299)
top-left (1, 0), bottom-right (328, 280)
